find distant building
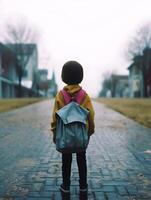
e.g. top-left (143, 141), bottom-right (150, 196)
top-left (99, 78), bottom-right (111, 97)
top-left (111, 75), bottom-right (129, 97)
top-left (38, 69), bottom-right (48, 82)
top-left (128, 49), bottom-right (151, 97)
top-left (33, 69), bottom-right (58, 97)
top-left (34, 69), bottom-right (49, 96)
top-left (47, 71), bottom-right (58, 97)
top-left (99, 74), bottom-right (129, 98)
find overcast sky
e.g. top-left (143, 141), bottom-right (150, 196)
top-left (0, 0), bottom-right (151, 97)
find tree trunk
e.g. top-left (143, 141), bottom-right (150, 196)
top-left (142, 69), bottom-right (148, 97)
top-left (144, 78), bottom-right (148, 97)
top-left (18, 65), bottom-right (22, 98)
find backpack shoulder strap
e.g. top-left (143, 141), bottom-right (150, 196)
top-left (75, 89), bottom-right (86, 104)
top-left (61, 89), bottom-right (71, 105)
top-left (61, 88), bottom-right (86, 105)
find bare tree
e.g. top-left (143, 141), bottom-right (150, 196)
top-left (3, 17), bottom-right (39, 97)
top-left (126, 23), bottom-right (151, 60)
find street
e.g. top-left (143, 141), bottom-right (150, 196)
top-left (0, 100), bottom-right (151, 199)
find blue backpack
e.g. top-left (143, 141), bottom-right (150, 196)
top-left (55, 89), bottom-right (89, 153)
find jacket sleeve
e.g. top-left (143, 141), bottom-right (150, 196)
top-left (51, 97), bottom-right (58, 137)
top-left (83, 94), bottom-right (95, 136)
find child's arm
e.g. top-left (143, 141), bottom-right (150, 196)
top-left (82, 94), bottom-right (95, 136)
top-left (51, 97), bottom-right (58, 143)
top-left (87, 96), bottom-right (95, 136)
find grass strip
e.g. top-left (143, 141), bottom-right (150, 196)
top-left (96, 98), bottom-right (151, 129)
top-left (0, 98), bottom-right (44, 113)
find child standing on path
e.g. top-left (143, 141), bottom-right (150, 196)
top-left (51, 61), bottom-right (95, 194)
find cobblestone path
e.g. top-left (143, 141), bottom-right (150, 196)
top-left (0, 100), bottom-right (151, 200)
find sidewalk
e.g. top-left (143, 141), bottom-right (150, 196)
top-left (0, 100), bottom-right (151, 199)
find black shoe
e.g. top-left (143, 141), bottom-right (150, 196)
top-left (60, 184), bottom-right (70, 193)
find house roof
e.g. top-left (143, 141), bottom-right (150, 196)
top-left (127, 63), bottom-right (135, 70)
top-left (0, 42), bottom-right (12, 54)
top-left (127, 55), bottom-right (143, 70)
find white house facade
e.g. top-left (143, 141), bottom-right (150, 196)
top-left (128, 64), bottom-right (144, 97)
top-left (0, 43), bottom-right (38, 98)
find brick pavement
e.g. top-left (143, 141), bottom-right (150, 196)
top-left (0, 100), bottom-right (151, 200)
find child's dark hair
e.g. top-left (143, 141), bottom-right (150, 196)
top-left (61, 61), bottom-right (83, 84)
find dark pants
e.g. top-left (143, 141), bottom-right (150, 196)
top-left (62, 151), bottom-right (87, 188)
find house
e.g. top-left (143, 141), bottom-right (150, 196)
top-left (128, 56), bottom-right (144, 97)
top-left (128, 49), bottom-right (151, 97)
top-left (0, 43), bottom-right (39, 98)
top-left (110, 75), bottom-right (129, 97)
top-left (7, 43), bottom-right (38, 92)
top-left (0, 42), bottom-right (57, 98)
top-left (0, 43), bottom-right (18, 98)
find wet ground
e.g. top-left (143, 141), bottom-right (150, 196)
top-left (0, 100), bottom-right (151, 200)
